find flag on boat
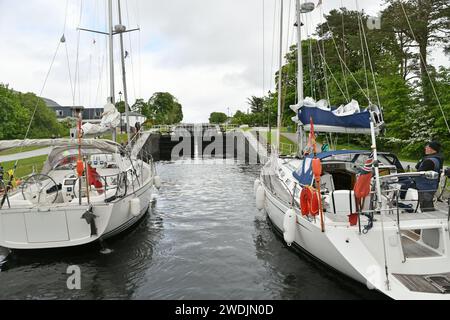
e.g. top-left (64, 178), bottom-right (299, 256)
top-left (307, 116), bottom-right (315, 151)
top-left (305, 116), bottom-right (317, 156)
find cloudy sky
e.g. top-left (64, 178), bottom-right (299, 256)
top-left (0, 0), bottom-right (448, 123)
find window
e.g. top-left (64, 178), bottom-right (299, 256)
top-left (55, 110), bottom-right (63, 117)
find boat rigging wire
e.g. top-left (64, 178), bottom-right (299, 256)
top-left (262, 0), bottom-right (265, 96)
top-left (356, 0), bottom-right (381, 109)
top-left (95, 1), bottom-right (108, 107)
top-left (64, 39), bottom-right (76, 105)
top-left (285, 0), bottom-right (292, 56)
top-left (14, 40), bottom-right (63, 170)
top-left (280, 0), bottom-right (293, 131)
top-left (125, 0), bottom-right (137, 102)
top-left (62, 0), bottom-right (75, 106)
top-left (316, 40), bottom-right (349, 102)
top-left (355, 0), bottom-right (371, 101)
top-left (134, 0), bottom-right (143, 98)
top-left (318, 3), bottom-right (331, 105)
top-left (15, 0), bottom-right (72, 163)
top-left (304, 13), bottom-right (316, 100)
top-left (340, 1), bottom-right (350, 100)
top-left (370, 119), bottom-right (391, 291)
top-left (73, 0), bottom-right (84, 107)
top-left (270, 0), bottom-right (278, 92)
top-left (399, 0), bottom-right (450, 135)
top-left (323, 18), bottom-right (371, 103)
top-left (276, 0), bottom-right (284, 155)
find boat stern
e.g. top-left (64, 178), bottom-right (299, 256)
top-left (0, 204), bottom-right (112, 249)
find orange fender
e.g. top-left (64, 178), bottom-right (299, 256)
top-left (300, 188), bottom-right (312, 216)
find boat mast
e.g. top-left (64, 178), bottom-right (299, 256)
top-left (296, 0), bottom-right (304, 153)
top-left (78, 0), bottom-right (139, 144)
top-left (108, 0), bottom-right (116, 141)
top-left (295, 1), bottom-right (315, 155)
top-left (276, 0), bottom-right (284, 155)
top-left (117, 0), bottom-right (131, 145)
top-left (296, 0), bottom-right (304, 104)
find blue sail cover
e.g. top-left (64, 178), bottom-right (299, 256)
top-left (293, 150), bottom-right (368, 186)
top-left (298, 106), bottom-right (371, 129)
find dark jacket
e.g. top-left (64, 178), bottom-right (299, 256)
top-left (415, 152), bottom-right (444, 192)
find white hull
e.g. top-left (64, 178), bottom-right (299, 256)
top-left (0, 163), bottom-right (154, 250)
top-left (264, 184), bottom-right (366, 284)
top-left (260, 157), bottom-right (450, 300)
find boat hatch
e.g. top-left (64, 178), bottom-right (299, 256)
top-left (425, 276), bottom-right (450, 294)
top-left (400, 229), bottom-right (443, 259)
top-left (393, 273), bottom-right (450, 294)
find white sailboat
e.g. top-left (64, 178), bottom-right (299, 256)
top-left (255, 0), bottom-right (450, 300)
top-left (0, 0), bottom-right (159, 250)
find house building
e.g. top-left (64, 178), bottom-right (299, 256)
top-left (42, 97), bottom-right (147, 130)
top-left (42, 98), bottom-right (103, 122)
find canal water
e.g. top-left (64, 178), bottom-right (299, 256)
top-left (0, 160), bottom-right (384, 299)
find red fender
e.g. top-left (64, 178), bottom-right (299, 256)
top-left (76, 159), bottom-right (84, 177)
top-left (354, 173), bottom-right (372, 199)
top-left (300, 187), bottom-right (320, 216)
top-left (300, 188), bottom-right (312, 216)
top-left (310, 190), bottom-right (320, 216)
top-left (312, 158), bottom-right (322, 179)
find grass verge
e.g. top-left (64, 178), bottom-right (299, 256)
top-left (1, 155), bottom-right (48, 180)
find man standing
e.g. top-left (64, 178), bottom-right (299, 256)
top-left (134, 121), bottom-right (141, 140)
top-left (415, 141), bottom-right (444, 212)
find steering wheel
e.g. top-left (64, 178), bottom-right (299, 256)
top-left (21, 174), bottom-right (59, 204)
top-left (72, 177), bottom-right (89, 199)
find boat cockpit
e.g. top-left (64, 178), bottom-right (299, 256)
top-left (320, 152), bottom-right (402, 192)
top-left (1, 144), bottom-right (147, 209)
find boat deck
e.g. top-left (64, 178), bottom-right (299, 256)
top-left (401, 235), bottom-right (441, 258)
top-left (393, 273), bottom-right (450, 294)
top-left (385, 209), bottom-right (448, 221)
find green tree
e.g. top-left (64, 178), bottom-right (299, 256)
top-left (18, 91), bottom-right (65, 138)
top-left (115, 101), bottom-right (125, 113)
top-left (145, 92), bottom-right (183, 125)
top-left (247, 96), bottom-right (264, 113)
top-left (384, 0), bottom-right (450, 104)
top-left (252, 3), bottom-right (450, 160)
top-left (0, 84), bottom-right (29, 139)
top-left (131, 98), bottom-right (148, 114)
top-left (209, 112), bottom-right (228, 124)
top-left (231, 110), bottom-right (249, 125)
top-left (0, 84), bottom-right (64, 139)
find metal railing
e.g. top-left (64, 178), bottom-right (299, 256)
top-left (74, 166), bottom-right (141, 203)
top-left (279, 142), bottom-right (298, 156)
top-left (145, 124), bottom-right (172, 132)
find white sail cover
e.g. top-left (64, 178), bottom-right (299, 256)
top-left (0, 138), bottom-right (122, 153)
top-left (81, 103), bottom-right (121, 136)
top-left (332, 99), bottom-right (360, 116)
